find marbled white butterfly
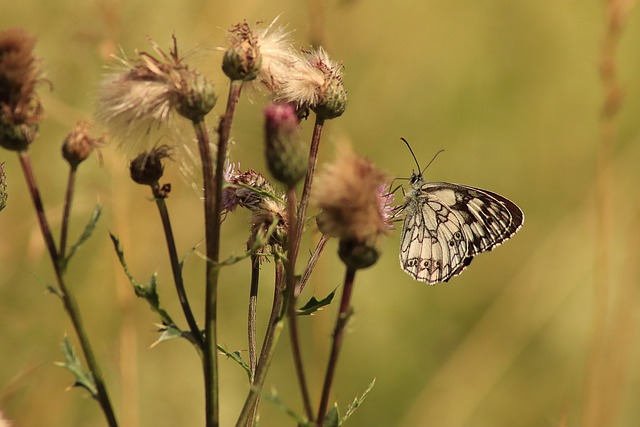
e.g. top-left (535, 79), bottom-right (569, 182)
top-left (399, 139), bottom-right (524, 284)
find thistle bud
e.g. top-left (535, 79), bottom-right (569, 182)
top-left (264, 103), bottom-right (306, 186)
top-left (129, 145), bottom-right (172, 186)
top-left (313, 76), bottom-right (348, 120)
top-left (222, 22), bottom-right (262, 81)
top-left (338, 238), bottom-right (380, 270)
top-left (62, 121), bottom-right (100, 168)
top-left (174, 73), bottom-right (217, 122)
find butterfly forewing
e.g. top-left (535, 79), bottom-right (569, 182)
top-left (400, 175), bottom-right (523, 284)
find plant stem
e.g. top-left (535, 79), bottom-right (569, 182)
top-left (286, 186), bottom-right (314, 421)
top-left (297, 234), bottom-right (329, 297)
top-left (235, 260), bottom-right (286, 427)
top-left (248, 254), bottom-right (260, 380)
top-left (18, 151), bottom-right (118, 427)
top-left (59, 166), bottom-right (77, 259)
top-left (295, 115), bottom-right (325, 250)
top-left (152, 186), bottom-right (203, 352)
top-left (584, 1), bottom-right (627, 425)
top-left (199, 79), bottom-right (243, 427)
top-left (317, 267), bottom-right (357, 424)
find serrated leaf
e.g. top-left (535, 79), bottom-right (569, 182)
top-left (341, 378), bottom-right (376, 425)
top-left (217, 343), bottom-right (251, 379)
top-left (150, 324), bottom-right (184, 347)
top-left (323, 403), bottom-right (340, 427)
top-left (261, 389), bottom-right (310, 426)
top-left (61, 205), bottom-right (102, 272)
top-left (109, 233), bottom-right (175, 326)
top-left (55, 336), bottom-right (97, 398)
top-left (296, 289), bottom-right (336, 316)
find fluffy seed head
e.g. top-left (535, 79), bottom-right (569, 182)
top-left (313, 144), bottom-right (389, 242)
top-left (97, 35), bottom-right (216, 152)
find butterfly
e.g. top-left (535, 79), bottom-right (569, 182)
top-left (398, 139), bottom-right (524, 284)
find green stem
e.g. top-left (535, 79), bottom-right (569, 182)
top-left (199, 79), bottom-right (243, 427)
top-left (286, 187), bottom-right (314, 421)
top-left (152, 186), bottom-right (203, 352)
top-left (248, 254), bottom-right (260, 380)
top-left (59, 166), bottom-right (77, 259)
top-left (317, 267), bottom-right (357, 424)
top-left (235, 260), bottom-right (286, 427)
top-left (295, 115), bottom-right (325, 255)
top-left (18, 151), bottom-right (118, 427)
top-left (297, 234), bottom-right (329, 297)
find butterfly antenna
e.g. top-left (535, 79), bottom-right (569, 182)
top-left (422, 149), bottom-right (445, 175)
top-left (401, 137), bottom-right (422, 173)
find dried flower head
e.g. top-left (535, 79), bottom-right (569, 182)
top-left (313, 144), bottom-right (389, 269)
top-left (97, 35), bottom-right (216, 152)
top-left (129, 144), bottom-right (173, 187)
top-left (237, 19), bottom-right (346, 117)
top-left (279, 47), bottom-right (347, 119)
top-left (0, 28), bottom-right (45, 151)
top-left (222, 165), bottom-right (288, 255)
top-left (0, 162), bottom-right (7, 212)
top-left (222, 22), bottom-right (262, 81)
top-left (62, 121), bottom-right (102, 168)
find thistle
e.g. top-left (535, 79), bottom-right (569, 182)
top-left (0, 28), bottom-right (45, 152)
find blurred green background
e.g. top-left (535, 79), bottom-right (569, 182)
top-left (2, 1), bottom-right (640, 426)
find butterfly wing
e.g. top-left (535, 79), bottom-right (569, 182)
top-left (400, 181), bottom-right (523, 284)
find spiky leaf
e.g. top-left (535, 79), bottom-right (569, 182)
top-left (297, 289), bottom-right (336, 316)
top-left (55, 336), bottom-right (97, 398)
top-left (61, 205), bottom-right (102, 272)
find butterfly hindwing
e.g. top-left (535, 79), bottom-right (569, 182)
top-left (399, 176), bottom-right (524, 284)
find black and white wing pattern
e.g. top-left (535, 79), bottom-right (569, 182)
top-left (399, 173), bottom-right (524, 284)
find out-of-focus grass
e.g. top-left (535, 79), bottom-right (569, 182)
top-left (1, 1), bottom-right (639, 427)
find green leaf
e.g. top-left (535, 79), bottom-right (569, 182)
top-left (109, 233), bottom-right (175, 326)
top-left (217, 343), bottom-right (251, 379)
top-left (61, 205), bottom-right (102, 272)
top-left (261, 389), bottom-right (311, 426)
top-left (55, 336), bottom-right (98, 398)
top-left (323, 403), bottom-right (340, 427)
top-left (340, 378), bottom-right (376, 425)
top-left (179, 240), bottom-right (201, 272)
top-left (296, 289), bottom-right (337, 316)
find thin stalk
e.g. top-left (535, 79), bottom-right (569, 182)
top-left (297, 234), bottom-right (329, 297)
top-left (199, 79), bottom-right (243, 427)
top-left (59, 166), bottom-right (77, 259)
top-left (248, 254), bottom-right (260, 379)
top-left (236, 261), bottom-right (286, 427)
top-left (152, 186), bottom-right (203, 352)
top-left (286, 187), bottom-right (314, 421)
top-left (18, 151), bottom-right (118, 427)
top-left (583, 1), bottom-right (627, 425)
top-left (295, 115), bottom-right (325, 250)
top-left (316, 267), bottom-right (357, 424)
